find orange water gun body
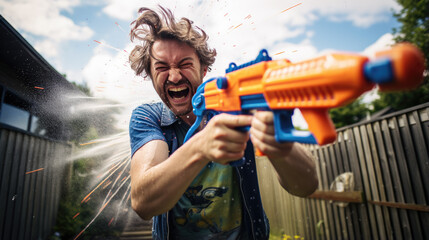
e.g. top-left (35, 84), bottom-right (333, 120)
top-left (184, 43), bottom-right (425, 166)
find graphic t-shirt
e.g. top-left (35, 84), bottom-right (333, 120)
top-left (129, 103), bottom-right (245, 239)
top-left (167, 113), bottom-right (243, 239)
top-left (170, 162), bottom-right (243, 240)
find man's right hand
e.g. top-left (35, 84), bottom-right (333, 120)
top-left (192, 113), bottom-right (253, 165)
top-left (130, 113), bottom-right (252, 219)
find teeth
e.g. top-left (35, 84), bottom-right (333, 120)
top-left (169, 86), bottom-right (187, 92)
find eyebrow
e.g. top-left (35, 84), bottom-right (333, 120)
top-left (153, 57), bottom-right (195, 66)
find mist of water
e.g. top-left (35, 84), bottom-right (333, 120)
top-left (56, 91), bottom-right (152, 239)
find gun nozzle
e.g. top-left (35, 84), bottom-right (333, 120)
top-left (375, 43), bottom-right (425, 92)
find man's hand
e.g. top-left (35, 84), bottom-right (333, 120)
top-left (249, 111), bottom-right (294, 160)
top-left (194, 113), bottom-right (253, 165)
top-left (249, 111), bottom-right (318, 197)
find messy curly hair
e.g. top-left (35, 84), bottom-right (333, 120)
top-left (129, 6), bottom-right (217, 78)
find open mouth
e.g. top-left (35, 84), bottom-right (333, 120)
top-left (167, 86), bottom-right (190, 100)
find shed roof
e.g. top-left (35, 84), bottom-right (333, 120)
top-left (0, 15), bottom-right (85, 117)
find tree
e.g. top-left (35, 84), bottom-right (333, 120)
top-left (372, 0), bottom-right (429, 111)
top-left (330, 0), bottom-right (429, 127)
top-left (329, 98), bottom-right (369, 128)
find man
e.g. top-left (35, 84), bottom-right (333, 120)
top-left (128, 6), bottom-right (318, 240)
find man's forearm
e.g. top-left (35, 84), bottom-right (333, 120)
top-left (269, 143), bottom-right (318, 197)
top-left (130, 139), bottom-right (208, 219)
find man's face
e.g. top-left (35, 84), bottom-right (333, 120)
top-left (149, 39), bottom-right (206, 117)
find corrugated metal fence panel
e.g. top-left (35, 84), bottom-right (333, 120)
top-left (0, 128), bottom-right (71, 240)
top-left (256, 103), bottom-right (429, 240)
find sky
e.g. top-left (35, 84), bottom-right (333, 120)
top-left (0, 0), bottom-right (402, 127)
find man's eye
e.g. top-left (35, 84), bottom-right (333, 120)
top-left (156, 67), bottom-right (168, 72)
top-left (180, 63), bottom-right (192, 68)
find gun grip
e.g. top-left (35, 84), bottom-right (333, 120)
top-left (300, 109), bottom-right (337, 145)
top-left (273, 110), bottom-right (318, 144)
top-left (230, 122), bottom-right (251, 166)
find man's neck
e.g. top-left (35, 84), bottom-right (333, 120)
top-left (180, 113), bottom-right (196, 127)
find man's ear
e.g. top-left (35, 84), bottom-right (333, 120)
top-left (203, 66), bottom-right (208, 77)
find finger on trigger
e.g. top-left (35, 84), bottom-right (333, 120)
top-left (221, 113), bottom-right (253, 127)
top-left (255, 111), bottom-right (274, 124)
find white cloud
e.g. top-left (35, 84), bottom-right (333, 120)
top-left (306, 0), bottom-right (400, 27)
top-left (80, 41), bottom-right (162, 130)
top-left (362, 33), bottom-right (395, 57)
top-left (360, 33), bottom-right (396, 103)
top-left (82, 41), bottom-right (159, 105)
top-left (0, 0), bottom-right (94, 57)
top-left (33, 39), bottom-right (60, 57)
top-left (100, 0), bottom-right (399, 75)
top-left (3, 0), bottom-right (397, 130)
top-left (94, 0), bottom-right (400, 131)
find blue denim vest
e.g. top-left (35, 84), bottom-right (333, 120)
top-left (130, 103), bottom-right (269, 240)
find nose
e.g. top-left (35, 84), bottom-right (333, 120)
top-left (168, 68), bottom-right (181, 83)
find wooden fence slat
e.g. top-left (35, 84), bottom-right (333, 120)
top-left (324, 147), bottom-right (342, 239)
top-left (390, 116), bottom-right (422, 239)
top-left (312, 148), bottom-right (325, 240)
top-left (333, 133), bottom-right (354, 239)
top-left (375, 120), bottom-right (403, 238)
top-left (327, 146), bottom-right (346, 239)
top-left (318, 147), bottom-right (336, 239)
top-left (366, 123), bottom-right (393, 239)
top-left (255, 103), bottom-right (429, 239)
top-left (352, 126), bottom-right (380, 239)
top-left (338, 131), bottom-right (357, 240)
top-left (410, 109), bottom-right (429, 201)
top-left (346, 128), bottom-right (372, 239)
top-left (382, 118), bottom-right (412, 239)
top-left (410, 109), bottom-right (429, 238)
top-left (361, 124), bottom-right (388, 239)
top-left (402, 113), bottom-right (428, 238)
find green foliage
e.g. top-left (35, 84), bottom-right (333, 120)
top-left (71, 81), bottom-right (92, 96)
top-left (329, 98), bottom-right (369, 128)
top-left (373, 0), bottom-right (429, 112)
top-left (393, 0), bottom-right (429, 61)
top-left (52, 79), bottom-right (124, 239)
top-left (53, 158), bottom-right (122, 239)
top-left (331, 0), bottom-right (429, 127)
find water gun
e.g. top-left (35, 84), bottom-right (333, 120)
top-left (184, 43), bottom-right (425, 165)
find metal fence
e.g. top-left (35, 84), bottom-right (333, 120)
top-left (0, 126), bottom-right (71, 240)
top-left (257, 102), bottom-right (429, 240)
